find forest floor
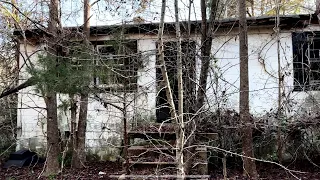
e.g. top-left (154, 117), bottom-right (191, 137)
top-left (0, 160), bottom-right (320, 179)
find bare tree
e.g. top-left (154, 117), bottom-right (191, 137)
top-left (71, 0), bottom-right (91, 168)
top-left (157, 0), bottom-right (185, 178)
top-left (183, 0), bottom-right (220, 175)
top-left (44, 0), bottom-right (61, 175)
top-left (197, 0), bottom-right (219, 109)
top-left (174, 0), bottom-right (185, 178)
top-left (239, 0), bottom-right (258, 178)
top-left (275, 0), bottom-right (284, 164)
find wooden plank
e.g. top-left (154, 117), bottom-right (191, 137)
top-left (128, 131), bottom-right (176, 140)
top-left (109, 174), bottom-right (210, 179)
top-left (128, 131), bottom-right (176, 135)
top-left (197, 132), bottom-right (219, 139)
top-left (127, 161), bottom-right (176, 165)
top-left (128, 146), bottom-right (174, 151)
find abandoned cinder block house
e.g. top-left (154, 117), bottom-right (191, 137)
top-left (14, 14), bottom-right (320, 158)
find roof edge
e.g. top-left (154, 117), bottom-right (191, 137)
top-left (13, 14), bottom-right (318, 39)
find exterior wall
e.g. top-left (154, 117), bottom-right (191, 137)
top-left (207, 29), bottom-right (292, 115)
top-left (17, 24), bottom-right (320, 156)
top-left (135, 39), bottom-right (157, 121)
top-left (206, 25), bottom-right (320, 120)
top-left (16, 38), bottom-right (158, 158)
top-left (286, 25), bottom-right (320, 119)
top-left (17, 43), bottom-right (47, 152)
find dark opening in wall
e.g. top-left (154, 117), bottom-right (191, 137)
top-left (292, 32), bottom-right (320, 91)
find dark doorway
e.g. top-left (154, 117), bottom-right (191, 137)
top-left (156, 41), bottom-right (196, 123)
top-left (156, 41), bottom-right (178, 123)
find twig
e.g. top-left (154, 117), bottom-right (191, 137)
top-left (304, 150), bottom-right (320, 168)
top-left (187, 145), bottom-right (306, 180)
top-left (38, 144), bottom-right (51, 179)
top-left (0, 143), bottom-right (15, 157)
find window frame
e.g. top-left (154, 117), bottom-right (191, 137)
top-left (293, 32), bottom-right (320, 91)
top-left (93, 40), bottom-right (140, 91)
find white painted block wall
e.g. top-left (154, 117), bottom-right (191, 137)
top-left (17, 43), bottom-right (47, 151)
top-left (16, 38), bottom-right (158, 155)
top-left (17, 25), bottom-right (320, 154)
top-left (207, 30), bottom-right (292, 115)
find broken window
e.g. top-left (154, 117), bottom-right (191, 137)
top-left (292, 32), bottom-right (320, 91)
top-left (94, 40), bottom-right (139, 90)
top-left (64, 40), bottom-right (140, 92)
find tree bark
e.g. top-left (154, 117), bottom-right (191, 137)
top-left (44, 93), bottom-right (60, 175)
top-left (174, 0), bottom-right (185, 178)
top-left (239, 0), bottom-right (258, 178)
top-left (123, 92), bottom-right (129, 174)
top-left (73, 93), bottom-right (88, 168)
top-left (157, 0), bottom-right (182, 178)
top-left (72, 0), bottom-right (90, 168)
top-left (44, 0), bottom-right (61, 175)
top-left (70, 95), bottom-right (77, 168)
top-left (184, 0), bottom-right (219, 175)
top-left (276, 1), bottom-right (283, 164)
top-left (157, 0), bottom-right (177, 121)
top-left (196, 0), bottom-right (218, 109)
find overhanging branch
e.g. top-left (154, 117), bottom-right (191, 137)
top-left (0, 77), bottom-right (35, 98)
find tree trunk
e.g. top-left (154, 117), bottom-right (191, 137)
top-left (174, 0), bottom-right (185, 179)
top-left (44, 0), bottom-right (61, 175)
top-left (239, 0), bottom-right (258, 178)
top-left (44, 92), bottom-right (60, 175)
top-left (123, 92), bottom-right (129, 174)
top-left (196, 0), bottom-right (218, 109)
top-left (157, 0), bottom-right (177, 121)
top-left (75, 93), bottom-right (88, 167)
top-left (72, 0), bottom-right (90, 168)
top-left (70, 95), bottom-right (77, 168)
top-left (184, 0), bottom-right (219, 175)
top-left (71, 97), bottom-right (80, 168)
top-left (196, 0), bottom-right (209, 109)
top-left (276, 1), bottom-right (283, 164)
top-left (157, 0), bottom-right (181, 177)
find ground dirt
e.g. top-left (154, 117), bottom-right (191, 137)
top-left (0, 161), bottom-right (320, 179)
